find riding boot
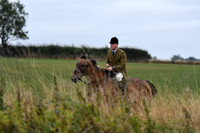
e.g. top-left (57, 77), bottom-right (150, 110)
top-left (118, 81), bottom-right (126, 96)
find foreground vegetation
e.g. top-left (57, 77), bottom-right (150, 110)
top-left (0, 58), bottom-right (199, 132)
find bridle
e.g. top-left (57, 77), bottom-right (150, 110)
top-left (74, 62), bottom-right (89, 85)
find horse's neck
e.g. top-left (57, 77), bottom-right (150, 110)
top-left (88, 67), bottom-right (107, 83)
top-left (87, 67), bottom-right (117, 89)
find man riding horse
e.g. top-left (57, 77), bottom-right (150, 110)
top-left (71, 38), bottom-right (157, 99)
top-left (106, 37), bottom-right (127, 95)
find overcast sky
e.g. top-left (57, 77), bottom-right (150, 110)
top-left (11, 0), bottom-right (200, 59)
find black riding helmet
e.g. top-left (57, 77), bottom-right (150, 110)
top-left (110, 37), bottom-right (118, 44)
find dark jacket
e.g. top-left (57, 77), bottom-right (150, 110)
top-left (106, 48), bottom-right (127, 78)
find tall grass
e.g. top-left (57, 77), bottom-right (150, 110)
top-left (0, 58), bottom-right (199, 132)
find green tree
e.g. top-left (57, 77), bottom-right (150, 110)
top-left (186, 56), bottom-right (197, 61)
top-left (171, 54), bottom-right (184, 61)
top-left (0, 0), bottom-right (28, 56)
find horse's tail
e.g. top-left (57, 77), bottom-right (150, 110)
top-left (146, 80), bottom-right (157, 97)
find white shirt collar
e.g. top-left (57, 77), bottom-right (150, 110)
top-left (112, 48), bottom-right (117, 53)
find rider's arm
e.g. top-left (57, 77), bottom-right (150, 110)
top-left (112, 51), bottom-right (126, 71)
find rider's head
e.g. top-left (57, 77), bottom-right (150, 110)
top-left (110, 37), bottom-right (118, 51)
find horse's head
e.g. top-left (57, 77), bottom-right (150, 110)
top-left (71, 54), bottom-right (97, 83)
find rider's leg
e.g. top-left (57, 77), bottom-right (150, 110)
top-left (118, 78), bottom-right (127, 95)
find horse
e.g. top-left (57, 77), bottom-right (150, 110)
top-left (71, 54), bottom-right (157, 100)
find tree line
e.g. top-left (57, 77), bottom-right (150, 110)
top-left (0, 45), bottom-right (152, 61)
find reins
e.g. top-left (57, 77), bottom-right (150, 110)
top-left (79, 78), bottom-right (88, 85)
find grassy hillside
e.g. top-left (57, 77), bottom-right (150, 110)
top-left (0, 58), bottom-right (199, 132)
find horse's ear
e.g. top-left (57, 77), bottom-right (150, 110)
top-left (81, 48), bottom-right (88, 59)
top-left (88, 53), bottom-right (91, 60)
top-left (87, 48), bottom-right (90, 58)
top-left (91, 59), bottom-right (97, 66)
top-left (80, 48), bottom-right (87, 59)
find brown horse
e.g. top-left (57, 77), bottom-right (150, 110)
top-left (71, 55), bottom-right (157, 99)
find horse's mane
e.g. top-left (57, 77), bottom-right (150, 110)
top-left (80, 54), bottom-right (116, 78)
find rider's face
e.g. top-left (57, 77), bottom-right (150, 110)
top-left (110, 43), bottom-right (118, 50)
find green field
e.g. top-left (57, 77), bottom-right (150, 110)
top-left (0, 58), bottom-right (200, 132)
top-left (1, 57), bottom-right (199, 94)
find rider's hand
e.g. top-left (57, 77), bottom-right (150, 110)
top-left (106, 66), bottom-right (113, 71)
top-left (106, 64), bottom-right (110, 68)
